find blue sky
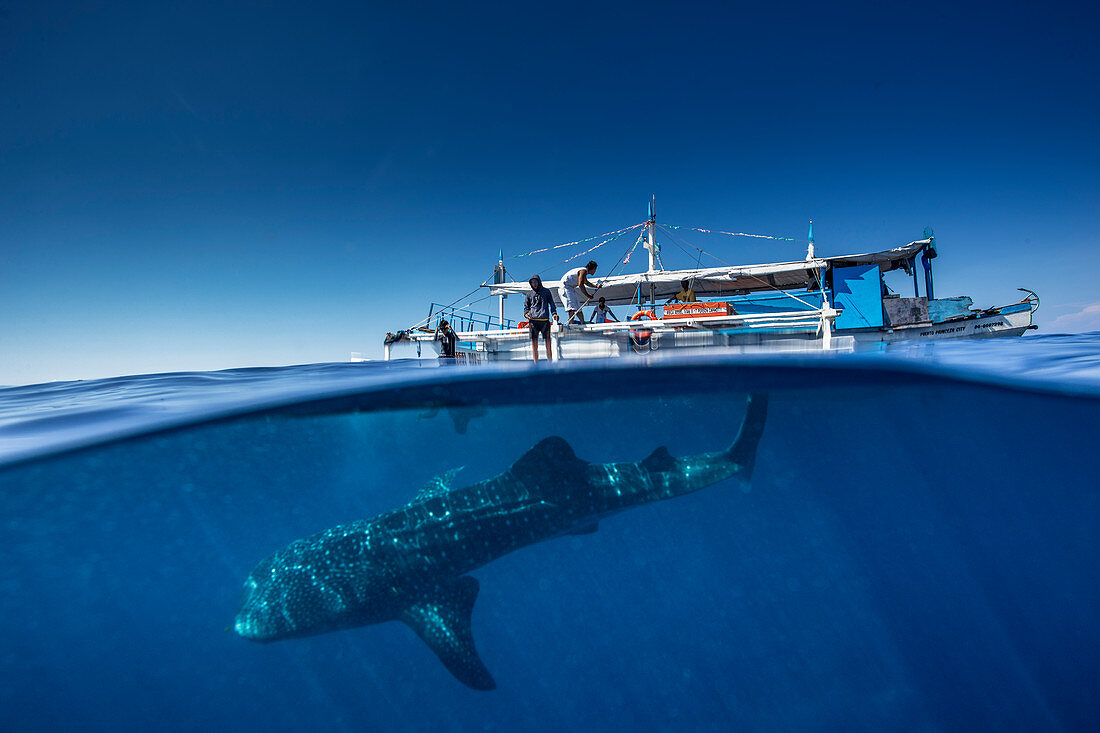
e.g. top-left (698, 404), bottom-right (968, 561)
top-left (2, 1), bottom-right (1098, 384)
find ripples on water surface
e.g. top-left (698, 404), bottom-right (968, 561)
top-left (2, 334), bottom-right (1099, 731)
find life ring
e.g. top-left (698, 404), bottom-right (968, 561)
top-left (517, 321), bottom-right (529, 329)
top-left (631, 310), bottom-right (656, 321)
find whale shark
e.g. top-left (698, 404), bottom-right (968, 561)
top-left (235, 394), bottom-right (768, 690)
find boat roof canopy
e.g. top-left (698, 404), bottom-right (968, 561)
top-left (487, 239), bottom-right (932, 306)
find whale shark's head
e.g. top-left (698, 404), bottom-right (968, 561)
top-left (234, 553), bottom-right (301, 641)
top-left (234, 545), bottom-right (351, 642)
top-left (235, 532), bottom-right (393, 642)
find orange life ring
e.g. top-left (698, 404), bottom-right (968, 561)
top-left (631, 310), bottom-right (656, 321)
top-left (517, 321), bottom-right (529, 329)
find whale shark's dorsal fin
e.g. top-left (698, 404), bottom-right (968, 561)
top-left (510, 436), bottom-right (587, 483)
top-left (400, 576), bottom-right (496, 691)
top-left (641, 446), bottom-right (675, 473)
top-left (415, 466), bottom-right (464, 501)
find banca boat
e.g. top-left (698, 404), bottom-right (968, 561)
top-left (379, 204), bottom-right (1037, 363)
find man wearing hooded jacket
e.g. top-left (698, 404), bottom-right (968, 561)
top-left (524, 274), bottom-right (558, 362)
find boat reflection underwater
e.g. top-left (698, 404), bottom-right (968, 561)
top-left (235, 395), bottom-right (768, 690)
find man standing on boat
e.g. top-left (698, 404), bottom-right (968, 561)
top-left (524, 275), bottom-right (559, 362)
top-left (559, 260), bottom-right (599, 325)
top-left (591, 296), bottom-right (618, 324)
top-left (434, 319), bottom-right (457, 362)
top-left (667, 278), bottom-right (697, 303)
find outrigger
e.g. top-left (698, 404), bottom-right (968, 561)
top-left (379, 200), bottom-right (1037, 363)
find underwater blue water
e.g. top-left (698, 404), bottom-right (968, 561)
top-left (2, 334), bottom-right (1099, 731)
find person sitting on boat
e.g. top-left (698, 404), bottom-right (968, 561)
top-left (435, 319), bottom-right (457, 360)
top-left (591, 296), bottom-right (618, 324)
top-left (524, 275), bottom-right (559, 363)
top-left (559, 260), bottom-right (599, 325)
top-left (667, 279), bottom-right (697, 304)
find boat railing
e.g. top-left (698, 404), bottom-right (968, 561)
top-left (387, 305), bottom-right (849, 359)
top-left (411, 307), bottom-right (836, 339)
top-left (561, 309), bottom-right (829, 332)
top-left (425, 303), bottom-right (516, 332)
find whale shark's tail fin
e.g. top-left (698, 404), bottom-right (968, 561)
top-left (727, 393), bottom-right (769, 480)
top-left (400, 576), bottom-right (496, 691)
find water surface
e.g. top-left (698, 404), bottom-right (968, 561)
top-left (2, 335), bottom-right (1098, 731)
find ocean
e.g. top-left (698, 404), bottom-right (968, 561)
top-left (2, 334), bottom-right (1098, 732)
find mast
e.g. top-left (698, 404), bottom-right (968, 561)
top-left (921, 226), bottom-right (936, 300)
top-left (643, 195), bottom-right (659, 305)
top-left (494, 248), bottom-right (506, 329)
top-left (644, 195), bottom-right (658, 273)
top-left (805, 220), bottom-right (834, 348)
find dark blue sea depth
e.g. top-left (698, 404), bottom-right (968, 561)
top-left (2, 335), bottom-right (1099, 732)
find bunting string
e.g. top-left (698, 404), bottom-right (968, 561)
top-left (509, 222), bottom-right (646, 258)
top-left (560, 225), bottom-right (639, 265)
top-left (665, 223), bottom-right (805, 243)
top-left (621, 232), bottom-right (644, 264)
top-left (657, 224), bottom-right (729, 267)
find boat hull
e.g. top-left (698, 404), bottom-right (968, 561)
top-left (436, 305), bottom-right (1034, 363)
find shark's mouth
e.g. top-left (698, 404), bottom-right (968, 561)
top-left (234, 614), bottom-right (261, 640)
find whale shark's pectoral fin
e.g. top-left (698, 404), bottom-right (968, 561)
top-left (727, 393), bottom-right (769, 478)
top-left (400, 576), bottom-right (496, 691)
top-left (415, 466), bottom-right (464, 501)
